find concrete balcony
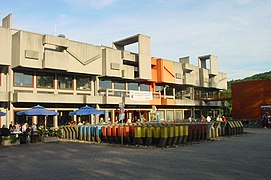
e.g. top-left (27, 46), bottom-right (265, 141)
top-left (13, 91), bottom-right (102, 104)
top-left (99, 89), bottom-right (161, 105)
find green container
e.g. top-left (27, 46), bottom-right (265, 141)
top-left (135, 126), bottom-right (142, 138)
top-left (147, 126), bottom-right (153, 138)
top-left (179, 125), bottom-right (184, 136)
top-left (169, 126), bottom-right (174, 138)
top-left (174, 125), bottom-right (179, 137)
top-left (183, 125), bottom-right (189, 136)
top-left (161, 126), bottom-right (168, 138)
top-left (153, 126), bottom-right (161, 138)
top-left (141, 126), bottom-right (146, 138)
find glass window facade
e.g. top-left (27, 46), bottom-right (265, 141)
top-left (175, 89), bottom-right (182, 99)
top-left (14, 72), bottom-right (33, 87)
top-left (184, 110), bottom-right (191, 119)
top-left (157, 110), bottom-right (165, 121)
top-left (76, 76), bottom-right (90, 90)
top-left (176, 110), bottom-right (183, 120)
top-left (166, 110), bottom-right (174, 121)
top-left (128, 82), bottom-right (138, 90)
top-left (37, 73), bottom-right (54, 88)
top-left (166, 87), bottom-right (174, 96)
top-left (155, 85), bottom-right (164, 95)
top-left (140, 83), bottom-right (150, 91)
top-left (114, 82), bottom-right (125, 90)
top-left (99, 79), bottom-right (112, 90)
top-left (58, 75), bottom-right (73, 89)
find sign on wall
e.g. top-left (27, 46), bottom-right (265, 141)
top-left (129, 90), bottom-right (153, 101)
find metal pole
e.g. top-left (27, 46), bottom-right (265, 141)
top-left (121, 91), bottom-right (125, 145)
top-left (121, 115), bottom-right (123, 145)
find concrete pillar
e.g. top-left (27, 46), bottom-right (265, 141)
top-left (32, 116), bottom-right (38, 125)
top-left (112, 110), bottom-right (115, 123)
top-left (53, 116), bottom-right (58, 127)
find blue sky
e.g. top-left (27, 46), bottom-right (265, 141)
top-left (1, 0), bottom-right (270, 80)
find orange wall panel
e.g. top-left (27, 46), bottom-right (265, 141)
top-left (151, 57), bottom-right (174, 83)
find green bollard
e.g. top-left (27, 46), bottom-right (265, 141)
top-left (153, 125), bottom-right (161, 145)
top-left (178, 125), bottom-right (183, 144)
top-left (141, 125), bottom-right (147, 145)
top-left (166, 125), bottom-right (174, 146)
top-left (158, 125), bottom-right (168, 147)
top-left (135, 125), bottom-right (143, 145)
top-left (182, 125), bottom-right (188, 144)
top-left (146, 125), bottom-right (153, 146)
top-left (172, 124), bottom-right (179, 145)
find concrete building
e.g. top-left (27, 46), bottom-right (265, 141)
top-left (0, 14), bottom-right (227, 127)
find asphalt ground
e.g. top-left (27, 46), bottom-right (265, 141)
top-left (0, 128), bottom-right (271, 180)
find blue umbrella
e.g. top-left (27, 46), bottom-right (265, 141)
top-left (0, 112), bottom-right (6, 116)
top-left (69, 105), bottom-right (104, 116)
top-left (17, 105), bottom-right (59, 116)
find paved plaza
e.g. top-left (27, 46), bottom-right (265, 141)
top-left (1, 128), bottom-right (271, 180)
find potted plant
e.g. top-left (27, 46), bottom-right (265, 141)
top-left (37, 126), bottom-right (62, 143)
top-left (1, 135), bottom-right (20, 146)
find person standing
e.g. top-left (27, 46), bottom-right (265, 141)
top-left (201, 115), bottom-right (205, 122)
top-left (206, 115), bottom-right (211, 123)
top-left (21, 123), bottom-right (27, 132)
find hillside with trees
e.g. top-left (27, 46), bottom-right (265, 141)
top-left (228, 71), bottom-right (271, 89)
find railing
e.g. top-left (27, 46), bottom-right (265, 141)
top-left (199, 92), bottom-right (231, 101)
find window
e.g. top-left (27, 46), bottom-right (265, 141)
top-left (76, 76), bottom-right (90, 90)
top-left (58, 75), bottom-right (73, 89)
top-left (195, 110), bottom-right (201, 119)
top-left (99, 79), bottom-right (112, 90)
top-left (37, 73), bottom-right (54, 88)
top-left (175, 89), bottom-right (182, 99)
top-left (184, 110), bottom-right (191, 119)
top-left (166, 87), bottom-right (174, 96)
top-left (14, 71), bottom-right (33, 87)
top-left (166, 110), bottom-right (174, 121)
top-left (140, 83), bottom-right (150, 91)
top-left (128, 82), bottom-right (138, 90)
top-left (157, 110), bottom-right (165, 121)
top-left (155, 85), bottom-right (164, 95)
top-left (114, 81), bottom-right (125, 90)
top-left (176, 110), bottom-right (183, 120)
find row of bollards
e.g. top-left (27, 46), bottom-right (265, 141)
top-left (61, 121), bottom-right (244, 147)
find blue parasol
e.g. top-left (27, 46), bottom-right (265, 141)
top-left (17, 105), bottom-right (59, 116)
top-left (0, 111), bottom-right (6, 116)
top-left (69, 105), bottom-right (104, 116)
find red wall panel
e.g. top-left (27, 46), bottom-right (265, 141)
top-left (232, 79), bottom-right (271, 120)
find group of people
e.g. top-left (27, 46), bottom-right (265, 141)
top-left (3, 121), bottom-right (38, 135)
top-left (188, 115), bottom-right (227, 123)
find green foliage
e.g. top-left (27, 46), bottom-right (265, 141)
top-left (3, 135), bottom-right (20, 144)
top-left (228, 71), bottom-right (271, 89)
top-left (37, 126), bottom-right (62, 137)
